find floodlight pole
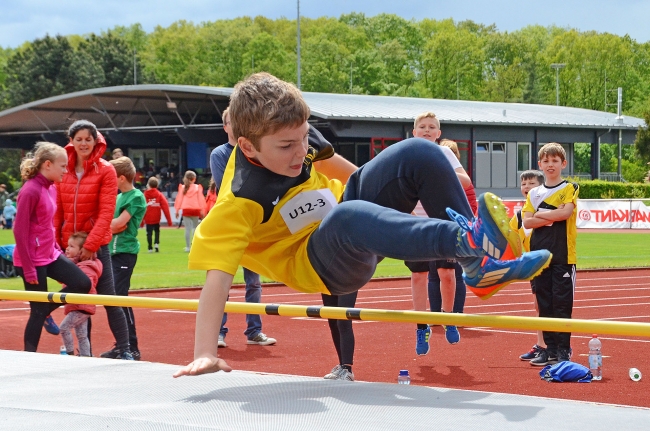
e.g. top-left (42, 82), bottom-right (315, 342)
top-left (551, 63), bottom-right (566, 106)
top-left (297, 0), bottom-right (301, 89)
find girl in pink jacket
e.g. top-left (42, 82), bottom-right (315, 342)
top-left (13, 142), bottom-right (91, 352)
top-left (59, 232), bottom-right (102, 356)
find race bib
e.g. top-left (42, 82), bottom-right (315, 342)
top-left (280, 189), bottom-right (338, 234)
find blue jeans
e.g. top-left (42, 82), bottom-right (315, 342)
top-left (220, 267), bottom-right (263, 339)
top-left (308, 138), bottom-right (476, 296)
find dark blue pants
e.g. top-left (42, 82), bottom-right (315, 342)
top-left (308, 138), bottom-right (475, 295)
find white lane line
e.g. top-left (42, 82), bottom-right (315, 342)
top-left (464, 327), bottom-right (650, 343)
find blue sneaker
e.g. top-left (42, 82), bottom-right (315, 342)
top-left (443, 325), bottom-right (460, 344)
top-left (464, 250), bottom-right (552, 300)
top-left (44, 315), bottom-right (60, 335)
top-left (415, 325), bottom-right (431, 355)
top-left (447, 192), bottom-right (522, 261)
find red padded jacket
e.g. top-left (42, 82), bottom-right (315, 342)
top-left (54, 132), bottom-right (117, 253)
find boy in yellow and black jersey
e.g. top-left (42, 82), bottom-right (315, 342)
top-left (523, 143), bottom-right (579, 366)
top-left (510, 170), bottom-right (548, 362)
top-left (174, 72), bottom-right (552, 379)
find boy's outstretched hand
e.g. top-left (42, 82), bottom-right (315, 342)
top-left (173, 354), bottom-right (232, 378)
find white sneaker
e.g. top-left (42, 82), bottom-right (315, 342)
top-left (246, 333), bottom-right (276, 346)
top-left (183, 247), bottom-right (190, 252)
top-left (324, 364), bottom-right (343, 379)
top-left (337, 368), bottom-right (355, 381)
top-left (218, 334), bottom-right (227, 348)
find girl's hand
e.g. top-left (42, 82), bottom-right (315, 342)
top-left (79, 247), bottom-right (93, 261)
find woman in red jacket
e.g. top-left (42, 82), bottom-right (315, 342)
top-left (54, 120), bottom-right (133, 360)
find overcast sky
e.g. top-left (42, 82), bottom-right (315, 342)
top-left (2, 0), bottom-right (650, 49)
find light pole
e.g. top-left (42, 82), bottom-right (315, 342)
top-left (550, 63), bottom-right (566, 106)
top-left (297, 0), bottom-right (301, 89)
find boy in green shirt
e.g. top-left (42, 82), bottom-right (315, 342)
top-left (101, 156), bottom-right (147, 361)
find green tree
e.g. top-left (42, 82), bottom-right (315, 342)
top-left (80, 33), bottom-right (137, 86)
top-left (634, 111), bottom-right (650, 161)
top-left (419, 19), bottom-right (486, 100)
top-left (4, 35), bottom-right (77, 106)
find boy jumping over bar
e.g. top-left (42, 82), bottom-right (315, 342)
top-left (174, 72), bottom-right (552, 377)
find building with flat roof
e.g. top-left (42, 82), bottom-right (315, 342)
top-left (0, 84), bottom-right (644, 196)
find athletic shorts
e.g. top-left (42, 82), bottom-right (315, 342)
top-left (404, 259), bottom-right (457, 273)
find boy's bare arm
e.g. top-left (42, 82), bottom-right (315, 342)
top-left (522, 211), bottom-right (552, 229)
top-left (174, 270), bottom-right (233, 377)
top-left (110, 209), bottom-right (132, 233)
top-left (313, 154), bottom-right (357, 184)
top-left (533, 203), bottom-right (574, 222)
top-left (454, 167), bottom-right (472, 188)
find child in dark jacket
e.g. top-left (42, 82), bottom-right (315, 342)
top-left (142, 177), bottom-right (172, 252)
top-left (60, 232), bottom-right (102, 356)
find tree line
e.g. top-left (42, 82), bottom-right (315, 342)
top-left (0, 13), bottom-right (649, 183)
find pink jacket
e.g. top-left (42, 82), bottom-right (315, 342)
top-left (13, 173), bottom-right (62, 281)
top-left (174, 183), bottom-right (206, 216)
top-left (64, 256), bottom-right (102, 315)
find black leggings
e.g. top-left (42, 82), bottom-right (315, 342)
top-left (17, 254), bottom-right (91, 352)
top-left (94, 245), bottom-right (131, 351)
top-left (321, 291), bottom-right (358, 366)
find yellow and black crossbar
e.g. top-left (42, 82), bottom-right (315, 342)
top-left (1, 289), bottom-right (649, 337)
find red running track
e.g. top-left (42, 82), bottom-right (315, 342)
top-left (1, 268), bottom-right (649, 408)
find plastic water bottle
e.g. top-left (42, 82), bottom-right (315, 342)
top-left (398, 370), bottom-right (411, 385)
top-left (588, 334), bottom-right (602, 380)
top-left (60, 346), bottom-right (68, 355)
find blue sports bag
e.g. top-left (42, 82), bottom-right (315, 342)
top-left (539, 361), bottom-right (593, 383)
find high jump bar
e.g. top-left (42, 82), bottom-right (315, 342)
top-left (1, 289), bottom-right (649, 337)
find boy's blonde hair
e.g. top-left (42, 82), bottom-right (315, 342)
top-left (222, 107), bottom-right (230, 124)
top-left (110, 157), bottom-right (136, 182)
top-left (148, 176), bottom-right (159, 188)
top-left (413, 111), bottom-right (440, 129)
top-left (439, 139), bottom-right (460, 160)
top-left (538, 143), bottom-right (566, 162)
top-left (20, 142), bottom-right (67, 180)
top-left (229, 72), bottom-right (310, 150)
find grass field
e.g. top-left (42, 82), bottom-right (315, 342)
top-left (0, 228), bottom-right (647, 291)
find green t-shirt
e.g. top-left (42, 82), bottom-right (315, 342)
top-left (109, 188), bottom-right (146, 255)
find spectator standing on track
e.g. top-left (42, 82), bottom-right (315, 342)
top-left (426, 139), bottom-right (472, 316)
top-left (174, 170), bottom-right (206, 252)
top-left (511, 170), bottom-right (548, 362)
top-left (210, 107), bottom-right (277, 348)
top-left (523, 144), bottom-right (579, 366)
top-left (54, 120), bottom-right (134, 360)
top-left (407, 113), bottom-right (475, 355)
top-left (101, 156), bottom-right (146, 361)
top-left (173, 73), bottom-right (551, 378)
top-left (112, 148), bottom-right (124, 160)
top-left (142, 177), bottom-right (172, 253)
top-left (59, 232), bottom-right (101, 356)
top-left (14, 142), bottom-right (92, 352)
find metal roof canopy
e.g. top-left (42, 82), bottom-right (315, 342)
top-left (0, 84), bottom-right (645, 149)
